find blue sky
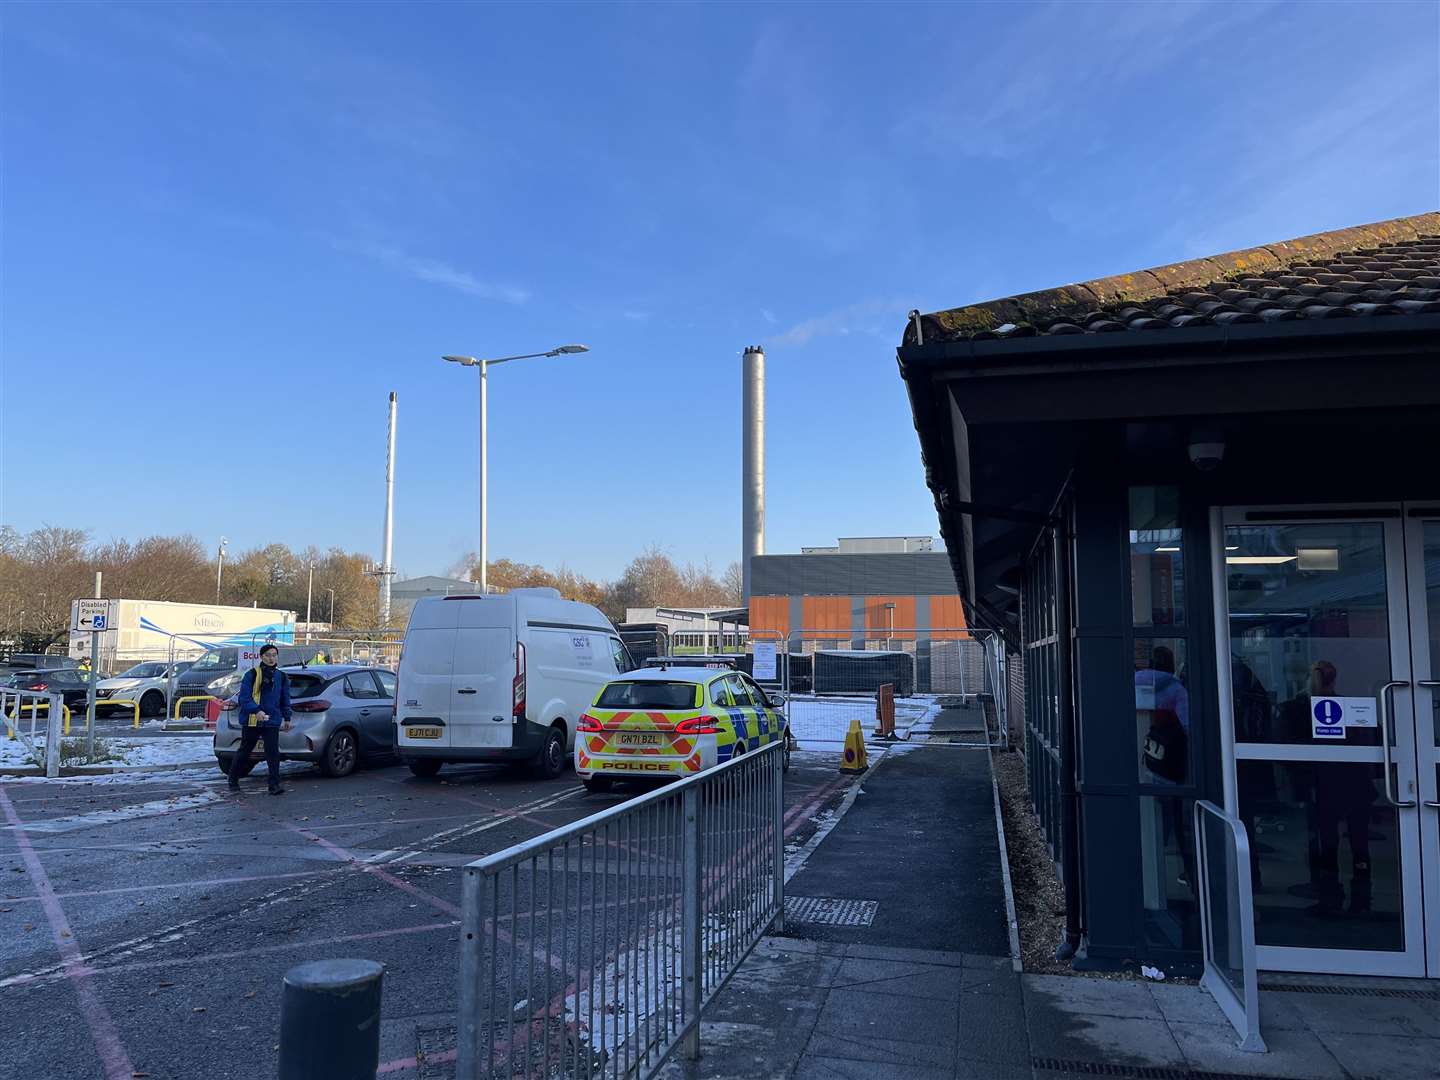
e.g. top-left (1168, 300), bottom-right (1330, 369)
top-left (2, 1), bottom-right (1436, 582)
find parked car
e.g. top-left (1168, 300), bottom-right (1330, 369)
top-left (575, 667), bottom-right (790, 792)
top-left (96, 661), bottom-right (192, 718)
top-left (2, 668), bottom-right (92, 714)
top-left (212, 664), bottom-right (397, 779)
top-left (395, 588), bottom-right (636, 780)
top-left (172, 644), bottom-right (320, 716)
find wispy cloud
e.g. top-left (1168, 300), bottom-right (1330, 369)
top-left (773, 298), bottom-right (911, 348)
top-left (336, 239), bottom-right (531, 305)
top-left (761, 308), bottom-right (778, 325)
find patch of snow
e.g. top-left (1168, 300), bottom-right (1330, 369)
top-left (0, 734), bottom-right (215, 772)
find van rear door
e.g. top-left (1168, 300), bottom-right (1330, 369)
top-left (397, 602), bottom-right (459, 749)
top-left (451, 601), bottom-right (515, 749)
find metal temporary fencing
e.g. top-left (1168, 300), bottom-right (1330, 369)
top-left (780, 628), bottom-right (1004, 746)
top-left (1, 689), bottom-right (65, 777)
top-left (457, 740), bottom-right (784, 1080)
top-left (1194, 800), bottom-right (1265, 1053)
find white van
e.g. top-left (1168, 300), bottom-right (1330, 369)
top-left (394, 588), bottom-right (634, 779)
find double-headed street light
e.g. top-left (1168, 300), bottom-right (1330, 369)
top-left (441, 344), bottom-right (590, 594)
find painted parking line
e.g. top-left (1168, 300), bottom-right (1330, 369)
top-left (4, 790), bottom-right (221, 834)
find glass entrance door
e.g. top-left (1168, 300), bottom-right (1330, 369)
top-left (1222, 505), bottom-right (1437, 977)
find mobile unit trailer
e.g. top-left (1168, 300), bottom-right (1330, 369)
top-left (68, 599), bottom-right (296, 672)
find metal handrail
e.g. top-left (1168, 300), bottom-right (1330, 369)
top-left (1194, 799), bottom-right (1265, 1053)
top-left (1378, 681), bottom-right (1417, 808)
top-left (1, 689), bottom-right (65, 777)
top-left (457, 740), bottom-right (784, 1080)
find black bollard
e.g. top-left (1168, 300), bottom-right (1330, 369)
top-left (278, 958), bottom-right (385, 1080)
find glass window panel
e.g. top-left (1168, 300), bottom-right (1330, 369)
top-left (1227, 523), bottom-right (1389, 746)
top-left (1130, 487), bottom-right (1184, 627)
top-left (1237, 760), bottom-right (1403, 951)
top-left (1139, 795), bottom-right (1200, 951)
top-left (1137, 639), bottom-right (1190, 784)
top-left (1424, 522), bottom-right (1440, 746)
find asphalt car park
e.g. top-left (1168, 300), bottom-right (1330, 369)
top-left (0, 751), bottom-right (855, 1080)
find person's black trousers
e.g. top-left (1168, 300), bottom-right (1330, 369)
top-left (230, 723), bottom-right (281, 790)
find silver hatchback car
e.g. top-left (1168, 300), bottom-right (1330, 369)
top-left (213, 664), bottom-right (397, 780)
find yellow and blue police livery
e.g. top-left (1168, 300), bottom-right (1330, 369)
top-left (575, 667), bottom-right (790, 792)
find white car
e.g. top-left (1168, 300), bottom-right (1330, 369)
top-left (395, 588), bottom-right (636, 779)
top-left (96, 661), bottom-right (191, 718)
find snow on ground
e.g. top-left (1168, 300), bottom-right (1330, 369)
top-left (787, 694), bottom-right (943, 746)
top-left (0, 733), bottom-right (216, 772)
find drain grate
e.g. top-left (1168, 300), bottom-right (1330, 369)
top-left (1263, 981), bottom-right (1440, 1001)
top-left (785, 896), bottom-right (878, 926)
top-left (1031, 1059), bottom-right (1331, 1080)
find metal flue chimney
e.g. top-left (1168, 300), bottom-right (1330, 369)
top-left (741, 346), bottom-right (765, 601)
top-left (379, 391), bottom-right (397, 625)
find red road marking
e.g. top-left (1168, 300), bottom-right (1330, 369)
top-left (0, 785), bottom-right (137, 1080)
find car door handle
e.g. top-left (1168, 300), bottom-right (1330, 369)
top-left (457, 688), bottom-right (478, 695)
top-left (359, 709), bottom-right (371, 715)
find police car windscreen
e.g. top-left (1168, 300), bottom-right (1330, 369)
top-left (597, 681), bottom-right (699, 710)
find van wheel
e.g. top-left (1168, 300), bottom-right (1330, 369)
top-left (320, 729), bottom-right (358, 778)
top-left (583, 777), bottom-right (613, 794)
top-left (534, 725), bottom-right (566, 780)
top-left (408, 759), bottom-right (442, 779)
top-left (140, 690), bottom-right (165, 718)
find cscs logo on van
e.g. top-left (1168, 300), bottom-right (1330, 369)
top-left (193, 613), bottom-right (224, 631)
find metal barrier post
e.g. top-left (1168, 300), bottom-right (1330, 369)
top-left (681, 784), bottom-right (702, 1060)
top-left (1194, 800), bottom-right (1265, 1053)
top-left (772, 740), bottom-right (785, 932)
top-left (456, 866), bottom-right (484, 1080)
top-left (45, 692), bottom-right (62, 778)
top-left (278, 959), bottom-right (384, 1080)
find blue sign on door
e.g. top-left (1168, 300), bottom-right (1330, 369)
top-left (1312, 698), bottom-right (1344, 738)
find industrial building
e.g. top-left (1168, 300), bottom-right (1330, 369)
top-left (748, 536), bottom-right (969, 642)
top-left (900, 212), bottom-right (1440, 979)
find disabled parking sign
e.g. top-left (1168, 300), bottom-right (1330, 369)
top-left (1311, 695), bottom-right (1377, 740)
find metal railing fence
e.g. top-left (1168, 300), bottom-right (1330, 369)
top-left (457, 741), bottom-right (784, 1080)
top-left (1194, 800), bottom-right (1265, 1052)
top-left (1, 688), bottom-right (64, 777)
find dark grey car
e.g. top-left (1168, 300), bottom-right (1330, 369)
top-left (213, 664), bottom-right (397, 779)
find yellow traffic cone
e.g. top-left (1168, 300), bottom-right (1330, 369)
top-left (840, 718), bottom-right (869, 774)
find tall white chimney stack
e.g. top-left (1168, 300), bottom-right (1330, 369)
top-left (379, 391), bottom-right (397, 626)
top-left (741, 345), bottom-right (766, 602)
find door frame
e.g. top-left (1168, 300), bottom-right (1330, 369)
top-left (1402, 505), bottom-right (1440, 977)
top-left (1214, 501), bottom-right (1430, 978)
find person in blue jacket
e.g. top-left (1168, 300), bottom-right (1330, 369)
top-left (228, 643), bottom-right (292, 795)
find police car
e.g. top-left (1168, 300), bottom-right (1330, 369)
top-left (575, 667), bottom-right (790, 792)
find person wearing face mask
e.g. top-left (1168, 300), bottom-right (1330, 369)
top-left (228, 643), bottom-right (293, 795)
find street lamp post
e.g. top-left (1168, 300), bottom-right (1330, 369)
top-left (326, 589), bottom-right (335, 627)
top-left (441, 345), bottom-right (589, 594)
top-left (216, 537), bottom-right (228, 604)
top-left (305, 563), bottom-right (315, 643)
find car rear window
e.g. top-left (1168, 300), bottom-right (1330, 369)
top-left (286, 674), bottom-right (327, 699)
top-left (596, 681), bottom-right (700, 710)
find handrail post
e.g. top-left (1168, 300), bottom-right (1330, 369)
top-left (456, 865), bottom-right (484, 1080)
top-left (772, 742), bottom-right (785, 932)
top-left (681, 784), bottom-right (702, 1060)
top-left (45, 692), bottom-right (62, 778)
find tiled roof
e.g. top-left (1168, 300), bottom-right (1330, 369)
top-left (906, 212), bottom-right (1440, 345)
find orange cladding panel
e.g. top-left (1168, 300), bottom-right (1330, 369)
top-left (801, 597), bottom-right (851, 640)
top-left (863, 596), bottom-right (917, 641)
top-left (929, 595), bottom-right (970, 639)
top-left (749, 596), bottom-right (789, 637)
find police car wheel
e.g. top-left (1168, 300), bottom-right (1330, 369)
top-left (583, 776), bottom-right (613, 794)
top-left (782, 733), bottom-right (791, 773)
